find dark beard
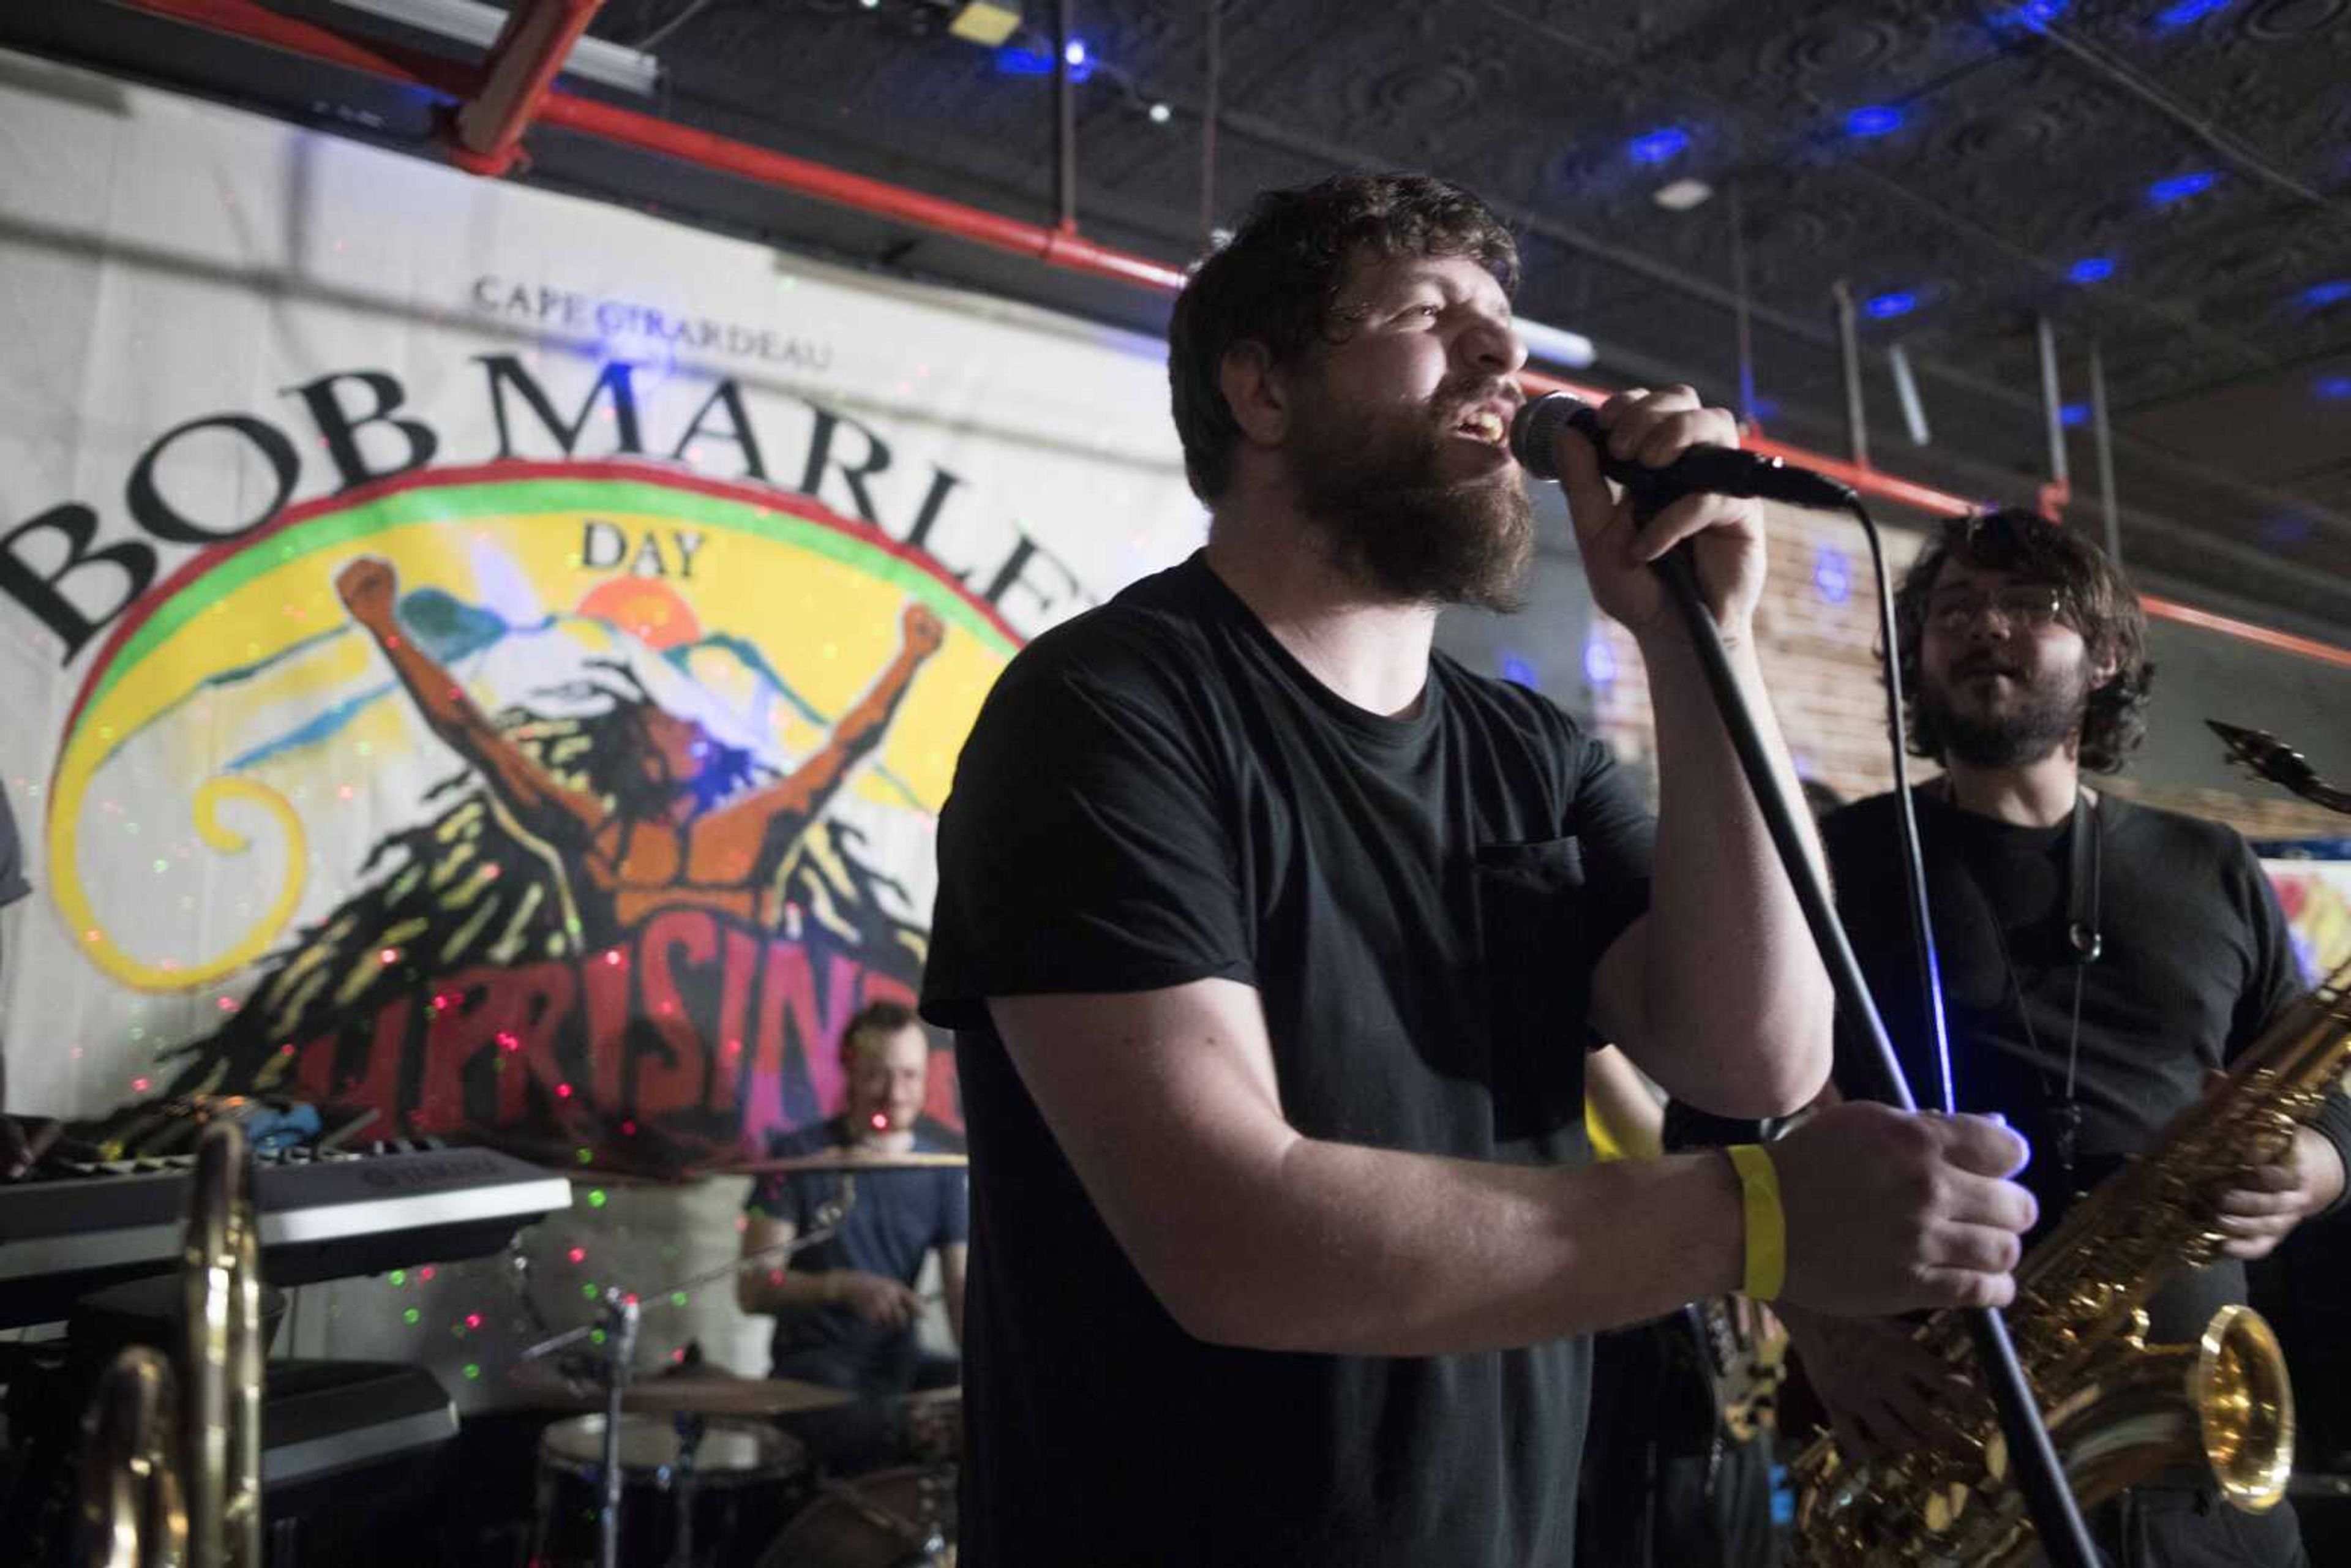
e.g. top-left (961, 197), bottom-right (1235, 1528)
top-left (1286, 381), bottom-right (1534, 611)
top-left (1921, 653), bottom-right (2092, 768)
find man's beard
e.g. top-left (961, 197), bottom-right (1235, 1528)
top-left (1921, 648), bottom-right (2093, 768)
top-left (1286, 380), bottom-right (1534, 612)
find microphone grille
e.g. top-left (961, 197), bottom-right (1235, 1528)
top-left (1509, 392), bottom-right (1588, 482)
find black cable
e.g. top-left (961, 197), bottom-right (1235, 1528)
top-left (1850, 498), bottom-right (1954, 1116)
top-left (1200, 0), bottom-right (1221, 251)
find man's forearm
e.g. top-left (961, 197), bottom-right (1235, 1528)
top-left (1156, 1134), bottom-right (1744, 1357)
top-left (1635, 628), bottom-right (1833, 1114)
top-left (738, 1264), bottom-right (840, 1318)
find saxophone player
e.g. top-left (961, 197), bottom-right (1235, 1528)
top-left (1681, 508), bottom-right (2351, 1566)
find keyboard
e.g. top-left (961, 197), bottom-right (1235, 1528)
top-left (263, 1359), bottom-right (459, 1487)
top-left (0, 1138), bottom-right (572, 1325)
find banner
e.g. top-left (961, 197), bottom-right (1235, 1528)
top-left (0, 56), bottom-right (1203, 1180)
top-left (2266, 858), bottom-right (2351, 981)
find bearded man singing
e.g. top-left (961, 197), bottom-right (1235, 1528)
top-left (919, 174), bottom-right (2042, 1567)
top-left (1727, 508), bottom-right (2351, 1568)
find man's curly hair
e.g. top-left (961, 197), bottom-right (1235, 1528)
top-left (1168, 173), bottom-right (1520, 502)
top-left (1894, 508), bottom-right (2155, 774)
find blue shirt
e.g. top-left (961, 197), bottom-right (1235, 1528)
top-left (745, 1116), bottom-right (968, 1367)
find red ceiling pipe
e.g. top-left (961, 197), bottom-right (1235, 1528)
top-left (2141, 595), bottom-right (2351, 672)
top-left (533, 91), bottom-right (1193, 291)
top-left (97, 0), bottom-right (2351, 672)
top-left (122, 0), bottom-right (477, 94)
top-left (448, 0), bottom-right (606, 178)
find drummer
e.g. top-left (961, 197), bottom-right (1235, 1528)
top-left (735, 1001), bottom-right (968, 1408)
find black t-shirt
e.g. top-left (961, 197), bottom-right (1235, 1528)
top-left (1815, 788), bottom-right (2351, 1345)
top-left (743, 1117), bottom-right (969, 1371)
top-left (922, 552), bottom-right (1655, 1568)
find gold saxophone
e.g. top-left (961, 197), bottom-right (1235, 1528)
top-left (1793, 955), bottom-right (2351, 1566)
top-left (77, 1119), bottom-right (266, 1568)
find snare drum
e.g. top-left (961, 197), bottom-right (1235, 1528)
top-left (752, 1467), bottom-right (956, 1567)
top-left (531, 1412), bottom-right (811, 1568)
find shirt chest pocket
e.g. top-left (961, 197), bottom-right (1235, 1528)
top-left (1474, 838), bottom-right (1594, 1146)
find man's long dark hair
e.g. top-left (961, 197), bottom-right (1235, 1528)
top-left (1167, 173), bottom-right (1520, 503)
top-left (1894, 508), bottom-right (2155, 774)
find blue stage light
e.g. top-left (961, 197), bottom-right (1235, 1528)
top-left (1500, 655), bottom-right (1538, 690)
top-left (2068, 257), bottom-right (2115, 284)
top-left (2059, 402), bottom-right (2089, 427)
top-left (1064, 39), bottom-right (1087, 66)
top-left (2154, 0), bottom-right (2232, 26)
top-left (2304, 280), bottom-right (2351, 308)
top-left (1628, 127), bottom-right (1690, 165)
top-left (1812, 546), bottom-right (1851, 606)
top-left (2317, 374), bottom-right (2351, 402)
top-left (1583, 632), bottom-right (1617, 688)
top-left (1990, 0), bottom-right (2069, 31)
top-left (2148, 171), bottom-right (2216, 205)
top-left (996, 45), bottom-right (1093, 80)
top-left (1863, 291), bottom-right (1918, 320)
top-left (1845, 105), bottom-right (1903, 138)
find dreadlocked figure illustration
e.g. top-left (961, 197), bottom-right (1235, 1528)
top-left (336, 556), bottom-right (946, 939)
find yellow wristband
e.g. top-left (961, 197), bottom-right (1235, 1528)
top-left (1725, 1144), bottom-right (1786, 1303)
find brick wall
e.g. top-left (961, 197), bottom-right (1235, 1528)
top-left (1585, 503), bottom-right (2348, 842)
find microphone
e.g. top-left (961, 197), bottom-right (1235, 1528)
top-left (1509, 392), bottom-right (1858, 519)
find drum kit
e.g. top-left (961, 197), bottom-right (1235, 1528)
top-left (510, 1149), bottom-right (967, 1568)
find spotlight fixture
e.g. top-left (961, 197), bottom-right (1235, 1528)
top-left (1147, 102), bottom-right (1173, 125)
top-left (328, 0), bottom-right (662, 94)
top-left (947, 0), bottom-right (1021, 43)
top-left (1863, 290), bottom-right (1918, 320)
top-left (1651, 178), bottom-right (1714, 212)
top-left (2067, 257), bottom-right (2115, 284)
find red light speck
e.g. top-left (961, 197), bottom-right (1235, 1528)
top-left (555, 1082), bottom-right (574, 1099)
top-left (568, 1247), bottom-right (586, 1264)
top-left (132, 1076), bottom-right (151, 1092)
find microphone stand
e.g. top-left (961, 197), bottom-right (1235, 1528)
top-left (1641, 539), bottom-right (2101, 1568)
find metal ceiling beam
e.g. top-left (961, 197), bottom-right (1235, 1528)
top-left (448, 0), bottom-right (605, 176)
top-left (62, 0), bottom-right (2351, 667)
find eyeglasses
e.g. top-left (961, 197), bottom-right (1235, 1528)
top-left (1927, 587), bottom-right (2067, 635)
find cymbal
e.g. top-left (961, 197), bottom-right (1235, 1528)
top-left (504, 1365), bottom-right (856, 1416)
top-left (718, 1150), bottom-right (969, 1177)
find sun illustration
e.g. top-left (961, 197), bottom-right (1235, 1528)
top-left (576, 576), bottom-right (703, 650)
